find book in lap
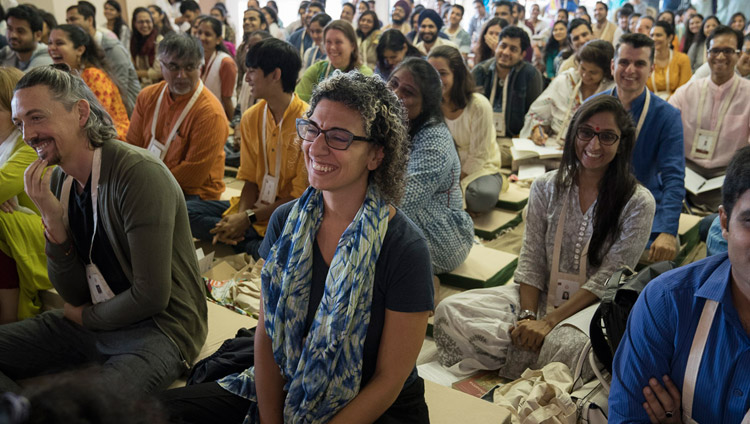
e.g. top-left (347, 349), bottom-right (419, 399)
top-left (684, 167), bottom-right (724, 196)
top-left (511, 138), bottom-right (564, 160)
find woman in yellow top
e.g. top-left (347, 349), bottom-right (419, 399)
top-left (48, 25), bottom-right (130, 140)
top-left (647, 21), bottom-right (692, 100)
top-left (0, 67), bottom-right (51, 323)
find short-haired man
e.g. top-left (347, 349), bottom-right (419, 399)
top-left (178, 0), bottom-right (202, 32)
top-left (66, 1), bottom-right (140, 116)
top-left (669, 26), bottom-right (750, 211)
top-left (384, 0), bottom-right (412, 35)
top-left (127, 33), bottom-right (228, 211)
top-left (2, 65), bottom-right (207, 393)
top-left (629, 12), bottom-right (642, 33)
top-left (690, 33), bottom-right (750, 81)
top-left (467, 0), bottom-right (489, 43)
top-left (556, 8), bottom-right (569, 24)
top-left (636, 15), bottom-right (655, 35)
top-left (596, 33), bottom-right (685, 263)
top-left (557, 18), bottom-right (593, 74)
top-left (190, 39), bottom-right (309, 259)
top-left (0, 5), bottom-right (53, 71)
top-left (492, 1), bottom-right (513, 23)
top-left (613, 6), bottom-right (632, 46)
top-left (473, 25), bottom-right (542, 165)
top-left (442, 5), bottom-right (471, 56)
top-left (592, 1), bottom-right (617, 44)
top-left (415, 9), bottom-right (457, 55)
top-left (288, 1), bottom-right (324, 60)
top-left (608, 146), bottom-right (750, 424)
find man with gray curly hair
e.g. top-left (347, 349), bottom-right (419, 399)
top-left (0, 65), bottom-right (207, 393)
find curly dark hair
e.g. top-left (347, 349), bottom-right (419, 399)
top-left (389, 57), bottom-right (444, 139)
top-left (306, 72), bottom-right (409, 204)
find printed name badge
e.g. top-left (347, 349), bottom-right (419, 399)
top-left (85, 263), bottom-right (116, 304)
top-left (691, 129), bottom-right (718, 160)
top-left (259, 174), bottom-right (279, 205)
top-left (493, 112), bottom-right (505, 137)
top-left (147, 137), bottom-right (167, 160)
top-left (554, 278), bottom-right (580, 308)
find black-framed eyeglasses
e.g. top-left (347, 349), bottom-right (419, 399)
top-left (296, 118), bottom-right (373, 150)
top-left (576, 127), bottom-right (620, 145)
top-left (707, 47), bottom-right (740, 57)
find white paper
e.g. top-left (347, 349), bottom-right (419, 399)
top-left (684, 167), bottom-right (725, 195)
top-left (512, 138), bottom-right (564, 159)
top-left (556, 303), bottom-right (600, 337)
top-left (517, 164), bottom-right (546, 180)
top-left (417, 360), bottom-right (464, 387)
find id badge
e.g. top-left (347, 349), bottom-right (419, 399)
top-left (259, 174), bottom-right (279, 205)
top-left (85, 263), bottom-right (116, 304)
top-left (493, 112), bottom-right (506, 137)
top-left (147, 137), bottom-right (167, 160)
top-left (554, 278), bottom-right (580, 308)
top-left (691, 129), bottom-right (718, 160)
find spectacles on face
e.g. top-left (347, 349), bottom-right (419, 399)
top-left (296, 118), bottom-right (373, 150)
top-left (576, 127), bottom-right (619, 145)
top-left (708, 47), bottom-right (740, 57)
top-left (161, 62), bottom-right (200, 73)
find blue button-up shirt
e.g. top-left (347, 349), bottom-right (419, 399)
top-left (609, 253), bottom-right (750, 423)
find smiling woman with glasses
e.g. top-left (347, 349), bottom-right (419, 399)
top-left (434, 95), bottom-right (655, 378)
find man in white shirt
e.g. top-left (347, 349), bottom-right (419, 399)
top-left (592, 1), bottom-right (617, 44)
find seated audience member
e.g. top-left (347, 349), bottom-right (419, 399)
top-left (612, 7), bottom-right (632, 46)
top-left (388, 58), bottom-right (474, 274)
top-left (534, 20), bottom-right (569, 80)
top-left (104, 1), bottom-right (131, 48)
top-left (189, 39), bottom-right (308, 259)
top-left (148, 5), bottom-right (175, 37)
top-left (596, 33), bottom-right (685, 263)
top-left (374, 28), bottom-right (422, 80)
top-left (130, 7), bottom-right (164, 86)
top-left (236, 30), bottom-right (272, 116)
top-left (66, 1), bottom-right (141, 116)
top-left (261, 6), bottom-right (284, 39)
top-left (283, 1), bottom-right (308, 38)
top-left (406, 6), bottom-right (426, 43)
top-left (472, 17), bottom-right (509, 67)
top-left (608, 146), bottom-right (750, 424)
top-left (592, 1), bottom-right (617, 43)
top-left (526, 3), bottom-right (548, 37)
top-left (197, 17), bottom-right (238, 120)
top-left (288, 1), bottom-right (324, 60)
top-left (442, 5), bottom-right (471, 56)
top-left (384, 0), bottom-right (412, 35)
top-left (340, 2), bottom-right (355, 23)
top-left (236, 9), bottom-right (269, 100)
top-left (557, 8), bottom-right (570, 24)
top-left (49, 25), bottom-right (130, 140)
top-left (357, 11), bottom-right (381, 71)
top-left (295, 20), bottom-right (373, 103)
top-left (557, 18), bottom-right (593, 75)
top-left (39, 10), bottom-right (58, 44)
top-left (688, 16), bottom-right (720, 72)
top-left (690, 32), bottom-right (750, 81)
top-left (635, 14), bottom-right (655, 35)
top-left (161, 72), bottom-right (433, 424)
top-left (428, 46), bottom-right (503, 215)
top-left (473, 25), bottom-right (543, 165)
top-left (670, 25), bottom-right (750, 212)
top-left (210, 3), bottom-right (236, 46)
top-left (468, 0), bottom-right (489, 43)
top-left (302, 13), bottom-right (332, 72)
top-left (2, 65), bottom-right (207, 393)
top-left (0, 67), bottom-right (50, 323)
top-left (434, 95), bottom-right (655, 374)
top-left (680, 12), bottom-right (702, 53)
top-left (647, 21), bottom-right (692, 99)
top-left (178, 0), bottom-right (202, 33)
top-left (523, 40), bottom-right (615, 148)
top-left (415, 9), bottom-right (457, 55)
top-left (127, 33), bottom-right (227, 204)
top-left (730, 12), bottom-right (746, 33)
top-left (0, 5), bottom-right (53, 71)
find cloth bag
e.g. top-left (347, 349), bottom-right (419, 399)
top-left (205, 255), bottom-right (263, 316)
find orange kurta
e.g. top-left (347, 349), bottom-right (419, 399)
top-left (81, 67), bottom-right (130, 140)
top-left (126, 81), bottom-right (228, 200)
top-left (646, 50), bottom-right (692, 99)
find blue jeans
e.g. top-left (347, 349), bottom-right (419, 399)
top-left (185, 199), bottom-right (263, 259)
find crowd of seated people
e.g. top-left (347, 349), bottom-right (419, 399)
top-left (0, 0), bottom-right (749, 423)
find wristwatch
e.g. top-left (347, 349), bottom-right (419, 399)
top-left (245, 209), bottom-right (257, 224)
top-left (517, 309), bottom-right (537, 321)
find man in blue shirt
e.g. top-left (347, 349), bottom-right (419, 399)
top-left (608, 146), bottom-right (750, 423)
top-left (597, 33), bottom-right (685, 263)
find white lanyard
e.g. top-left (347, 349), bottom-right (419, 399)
top-left (650, 49), bottom-right (672, 97)
top-left (696, 77), bottom-right (740, 140)
top-left (555, 76), bottom-right (583, 145)
top-left (60, 148), bottom-right (103, 263)
top-left (612, 87), bottom-right (650, 140)
top-left (201, 51), bottom-right (218, 81)
top-left (299, 30), bottom-right (307, 59)
top-left (489, 66), bottom-right (510, 136)
top-left (261, 94), bottom-right (295, 178)
top-left (324, 61), bottom-right (333, 79)
top-left (150, 80), bottom-right (204, 157)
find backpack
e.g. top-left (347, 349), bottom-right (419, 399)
top-left (589, 261), bottom-right (676, 373)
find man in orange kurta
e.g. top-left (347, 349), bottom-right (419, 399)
top-left (126, 33), bottom-right (227, 201)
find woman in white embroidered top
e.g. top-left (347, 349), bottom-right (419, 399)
top-left (433, 95), bottom-right (655, 376)
top-left (427, 45), bottom-right (504, 215)
top-left (521, 40), bottom-right (615, 148)
top-left (197, 17), bottom-right (238, 120)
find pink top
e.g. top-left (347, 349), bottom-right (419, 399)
top-left (669, 74), bottom-right (750, 172)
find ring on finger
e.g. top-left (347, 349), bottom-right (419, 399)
top-left (665, 411), bottom-right (674, 418)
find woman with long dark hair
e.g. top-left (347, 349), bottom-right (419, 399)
top-left (427, 46), bottom-right (503, 214)
top-left (210, 3), bottom-right (237, 45)
top-left (302, 13), bottom-right (332, 72)
top-left (48, 25), bottom-right (130, 139)
top-left (472, 17), bottom-right (508, 67)
top-left (647, 21), bottom-right (691, 99)
top-left (198, 16), bottom-right (238, 120)
top-left (147, 4), bottom-right (174, 36)
top-left (680, 12), bottom-right (702, 53)
top-left (261, 6), bottom-right (284, 39)
top-left (374, 28), bottom-right (422, 80)
top-left (387, 57), bottom-right (474, 275)
top-left (357, 10), bottom-right (382, 70)
top-left (434, 95), bottom-right (655, 376)
top-left (130, 7), bottom-right (163, 85)
top-left (688, 15), bottom-right (720, 72)
top-left (537, 20), bottom-right (569, 79)
top-left (104, 0), bottom-right (131, 48)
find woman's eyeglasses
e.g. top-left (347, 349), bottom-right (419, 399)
top-left (296, 118), bottom-right (374, 150)
top-left (576, 127), bottom-right (620, 145)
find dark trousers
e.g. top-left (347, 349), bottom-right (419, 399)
top-left (185, 199), bottom-right (263, 259)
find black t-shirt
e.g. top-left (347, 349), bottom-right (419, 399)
top-left (68, 176), bottom-right (131, 295)
top-left (259, 200), bottom-right (434, 388)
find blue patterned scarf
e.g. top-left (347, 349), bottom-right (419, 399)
top-left (261, 184), bottom-right (389, 423)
